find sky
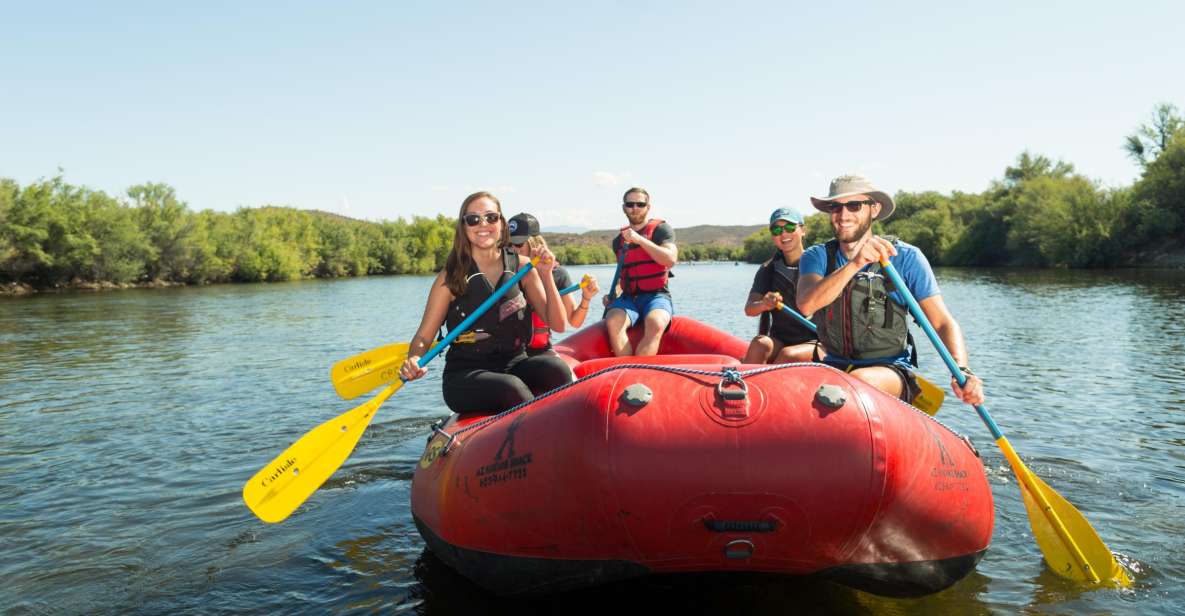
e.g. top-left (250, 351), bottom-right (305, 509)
top-left (2, 1), bottom-right (1184, 229)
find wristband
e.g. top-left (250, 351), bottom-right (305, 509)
top-left (958, 366), bottom-right (975, 376)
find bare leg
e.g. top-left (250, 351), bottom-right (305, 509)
top-left (849, 365), bottom-right (905, 399)
top-left (743, 336), bottom-right (774, 364)
top-left (774, 342), bottom-right (815, 363)
top-left (605, 308), bottom-right (633, 357)
top-left (744, 335), bottom-right (787, 364)
top-left (635, 309), bottom-right (672, 357)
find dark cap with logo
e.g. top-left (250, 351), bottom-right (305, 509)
top-left (507, 213), bottom-right (540, 244)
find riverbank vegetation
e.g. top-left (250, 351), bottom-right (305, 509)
top-left (3, 104), bottom-right (1182, 292)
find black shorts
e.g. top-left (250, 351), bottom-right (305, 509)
top-left (824, 359), bottom-right (921, 404)
top-left (768, 332), bottom-right (817, 347)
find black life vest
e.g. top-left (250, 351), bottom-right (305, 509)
top-left (815, 239), bottom-right (913, 362)
top-left (444, 250), bottom-right (531, 361)
top-left (618, 219), bottom-right (670, 295)
top-left (757, 253), bottom-right (816, 344)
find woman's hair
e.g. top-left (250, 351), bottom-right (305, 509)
top-left (526, 235), bottom-right (548, 254)
top-left (444, 191), bottom-right (507, 296)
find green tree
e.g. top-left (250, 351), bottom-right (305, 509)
top-left (1125, 103), bottom-right (1184, 168)
top-left (129, 183), bottom-right (196, 281)
top-left (1128, 132), bottom-right (1185, 243)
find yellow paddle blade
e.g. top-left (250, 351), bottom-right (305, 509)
top-left (911, 374), bottom-right (945, 416)
top-left (998, 438), bottom-right (1131, 587)
top-left (242, 382), bottom-right (402, 523)
top-left (330, 342), bottom-right (410, 400)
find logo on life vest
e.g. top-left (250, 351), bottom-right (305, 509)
top-left (498, 294), bottom-right (527, 322)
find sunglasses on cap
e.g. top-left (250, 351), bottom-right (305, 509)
top-left (462, 212), bottom-right (502, 226)
top-left (826, 199), bottom-right (877, 213)
top-left (769, 222), bottom-right (798, 236)
top-left (623, 201), bottom-right (648, 209)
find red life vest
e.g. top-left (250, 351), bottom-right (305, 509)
top-left (527, 266), bottom-right (572, 352)
top-left (619, 219), bottom-right (670, 295)
top-left (528, 311), bottom-right (550, 350)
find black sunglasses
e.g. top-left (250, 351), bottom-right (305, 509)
top-left (827, 199), bottom-right (877, 213)
top-left (462, 212), bottom-right (502, 227)
top-left (769, 222), bottom-right (798, 236)
top-left (623, 201), bottom-right (648, 209)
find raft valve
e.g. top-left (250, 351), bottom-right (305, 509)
top-left (815, 384), bottom-right (846, 409)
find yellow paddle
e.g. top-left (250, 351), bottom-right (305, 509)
top-left (878, 259), bottom-right (1130, 587)
top-left (329, 275), bottom-right (589, 400)
top-left (243, 257), bottom-right (541, 523)
top-left (774, 301), bottom-right (945, 415)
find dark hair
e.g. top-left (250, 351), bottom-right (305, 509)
top-left (444, 191), bottom-right (507, 296)
top-left (622, 187), bottom-right (650, 203)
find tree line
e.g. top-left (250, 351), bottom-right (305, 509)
top-left (3, 103), bottom-right (1181, 290)
top-left (0, 179), bottom-right (455, 287)
top-left (749, 102), bottom-right (1185, 268)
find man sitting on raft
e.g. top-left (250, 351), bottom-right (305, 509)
top-left (603, 187), bottom-right (678, 357)
top-left (507, 212), bottom-right (600, 356)
top-left (742, 207), bottom-right (818, 364)
top-left (796, 174), bottom-right (985, 406)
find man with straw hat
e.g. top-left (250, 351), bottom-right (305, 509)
top-left (796, 174), bottom-right (985, 407)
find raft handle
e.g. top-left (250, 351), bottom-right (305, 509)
top-left (704, 519), bottom-right (777, 533)
top-left (716, 368), bottom-right (749, 401)
top-left (430, 422), bottom-right (458, 457)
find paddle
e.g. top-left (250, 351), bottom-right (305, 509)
top-left (243, 257), bottom-right (542, 524)
top-left (772, 301), bottom-right (944, 416)
top-left (603, 239), bottom-right (627, 318)
top-left (878, 259), bottom-right (1130, 587)
top-left (329, 275), bottom-right (589, 400)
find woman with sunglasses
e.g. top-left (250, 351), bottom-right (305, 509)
top-left (742, 208), bottom-right (819, 364)
top-left (398, 192), bottom-right (574, 414)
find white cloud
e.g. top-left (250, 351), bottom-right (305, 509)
top-left (593, 171), bottom-right (626, 187)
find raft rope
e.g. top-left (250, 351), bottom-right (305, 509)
top-left (430, 362), bottom-right (969, 456)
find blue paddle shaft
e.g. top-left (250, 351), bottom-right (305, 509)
top-left (778, 304), bottom-right (817, 333)
top-left (879, 260), bottom-right (1003, 440)
top-left (609, 243), bottom-right (628, 300)
top-left (559, 281), bottom-right (583, 296)
top-left (416, 259), bottom-right (538, 369)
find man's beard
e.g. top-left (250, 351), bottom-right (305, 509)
top-left (835, 215), bottom-right (873, 243)
top-left (626, 208), bottom-right (648, 225)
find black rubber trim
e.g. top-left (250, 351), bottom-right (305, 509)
top-left (819, 549), bottom-right (988, 597)
top-left (414, 516), bottom-right (650, 596)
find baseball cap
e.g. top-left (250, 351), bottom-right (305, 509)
top-left (507, 212), bottom-right (540, 245)
top-left (769, 207), bottom-right (805, 226)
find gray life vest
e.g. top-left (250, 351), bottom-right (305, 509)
top-left (814, 239), bottom-right (913, 362)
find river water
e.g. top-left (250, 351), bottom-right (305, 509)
top-left (2, 263), bottom-right (1183, 615)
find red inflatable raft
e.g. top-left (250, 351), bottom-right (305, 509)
top-left (411, 317), bottom-right (993, 597)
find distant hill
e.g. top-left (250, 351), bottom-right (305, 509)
top-left (545, 223), bottom-right (765, 248)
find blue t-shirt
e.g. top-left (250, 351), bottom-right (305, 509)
top-left (799, 239), bottom-right (939, 306)
top-left (798, 239), bottom-right (939, 367)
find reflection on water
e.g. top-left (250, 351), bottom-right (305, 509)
top-left (2, 265), bottom-right (1184, 614)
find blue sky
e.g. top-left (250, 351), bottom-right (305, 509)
top-left (2, 1), bottom-right (1183, 229)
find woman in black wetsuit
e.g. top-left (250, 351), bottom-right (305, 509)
top-left (398, 191), bottom-right (575, 413)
